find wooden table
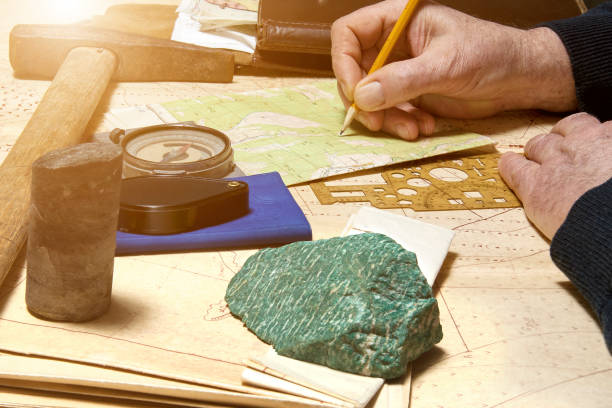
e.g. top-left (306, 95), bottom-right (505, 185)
top-left (1, 1), bottom-right (610, 407)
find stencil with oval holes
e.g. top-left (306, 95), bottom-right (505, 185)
top-left (310, 152), bottom-right (520, 210)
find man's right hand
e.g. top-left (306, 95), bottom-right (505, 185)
top-left (331, 0), bottom-right (577, 140)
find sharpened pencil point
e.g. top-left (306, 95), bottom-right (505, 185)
top-left (339, 104), bottom-right (357, 136)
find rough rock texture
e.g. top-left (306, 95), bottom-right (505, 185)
top-left (26, 143), bottom-right (123, 322)
top-left (225, 233), bottom-right (442, 379)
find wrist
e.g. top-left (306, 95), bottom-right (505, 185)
top-left (514, 27), bottom-right (577, 112)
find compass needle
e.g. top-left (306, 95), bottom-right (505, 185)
top-left (161, 143), bottom-right (192, 163)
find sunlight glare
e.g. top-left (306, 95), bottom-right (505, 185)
top-left (42, 0), bottom-right (95, 24)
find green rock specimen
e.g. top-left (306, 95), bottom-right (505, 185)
top-left (225, 233), bottom-right (442, 379)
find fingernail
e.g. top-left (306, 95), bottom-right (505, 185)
top-left (421, 119), bottom-right (435, 135)
top-left (355, 82), bottom-right (385, 110)
top-left (395, 123), bottom-right (415, 140)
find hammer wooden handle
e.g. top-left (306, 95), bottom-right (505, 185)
top-left (0, 47), bottom-right (117, 286)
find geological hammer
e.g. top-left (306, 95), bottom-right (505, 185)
top-left (0, 24), bottom-right (234, 285)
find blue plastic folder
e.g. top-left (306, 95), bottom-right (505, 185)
top-left (115, 172), bottom-right (312, 255)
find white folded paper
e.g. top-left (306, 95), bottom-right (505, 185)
top-left (342, 207), bottom-right (455, 286)
top-left (244, 349), bottom-right (384, 408)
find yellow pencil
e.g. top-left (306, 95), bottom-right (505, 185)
top-left (339, 0), bottom-right (420, 135)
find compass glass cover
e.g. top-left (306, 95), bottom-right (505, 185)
top-left (124, 128), bottom-right (227, 164)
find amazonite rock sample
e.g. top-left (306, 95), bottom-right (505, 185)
top-left (225, 233), bottom-right (442, 379)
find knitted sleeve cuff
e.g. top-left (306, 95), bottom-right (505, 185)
top-left (541, 3), bottom-right (612, 121)
top-left (551, 177), bottom-right (612, 353)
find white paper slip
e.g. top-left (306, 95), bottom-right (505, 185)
top-left (172, 0), bottom-right (256, 54)
top-left (242, 368), bottom-right (351, 408)
top-left (342, 207), bottom-right (455, 287)
top-left (191, 1), bottom-right (258, 29)
top-left (246, 349), bottom-right (384, 408)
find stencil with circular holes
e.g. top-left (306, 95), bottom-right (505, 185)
top-left (310, 153), bottom-right (520, 210)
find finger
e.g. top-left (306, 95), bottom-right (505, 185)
top-left (353, 50), bottom-right (450, 111)
top-left (355, 104), bottom-right (435, 140)
top-left (338, 82), bottom-right (385, 132)
top-left (551, 112), bottom-right (601, 138)
top-left (523, 132), bottom-right (565, 164)
top-left (355, 110), bottom-right (385, 133)
top-left (331, 2), bottom-right (404, 101)
top-left (392, 103), bottom-right (436, 136)
top-left (336, 82), bottom-right (352, 108)
top-left (331, 22), bottom-right (366, 101)
top-left (360, 47), bottom-right (381, 77)
top-left (498, 152), bottom-right (540, 203)
top-left (381, 110), bottom-right (420, 140)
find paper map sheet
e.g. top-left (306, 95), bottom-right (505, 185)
top-left (3, 2), bottom-right (611, 407)
top-left (0, 248), bottom-right (410, 407)
top-left (0, 251), bottom-right (268, 394)
top-left (106, 80), bottom-right (494, 185)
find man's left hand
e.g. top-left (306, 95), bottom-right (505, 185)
top-left (499, 113), bottom-right (612, 239)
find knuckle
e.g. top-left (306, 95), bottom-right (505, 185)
top-left (554, 112), bottom-right (600, 135)
top-left (602, 120), bottom-right (612, 134)
top-left (568, 112), bottom-right (592, 121)
top-left (553, 113), bottom-right (578, 129)
top-left (499, 153), bottom-right (522, 181)
top-left (330, 19), bottom-right (346, 39)
top-left (504, 159), bottom-right (536, 199)
top-left (524, 133), bottom-right (547, 157)
top-left (563, 112), bottom-right (595, 126)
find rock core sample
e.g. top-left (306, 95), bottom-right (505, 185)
top-left (225, 233), bottom-right (442, 379)
top-left (26, 143), bottom-right (123, 322)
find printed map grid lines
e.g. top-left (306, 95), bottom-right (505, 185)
top-left (1, 75), bottom-right (610, 407)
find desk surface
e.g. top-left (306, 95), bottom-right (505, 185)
top-left (1, 1), bottom-right (611, 407)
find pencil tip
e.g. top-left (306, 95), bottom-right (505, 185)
top-left (340, 105), bottom-right (357, 136)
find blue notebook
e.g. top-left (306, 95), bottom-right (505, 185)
top-left (115, 172), bottom-right (312, 255)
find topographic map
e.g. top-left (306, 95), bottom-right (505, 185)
top-left (108, 80), bottom-right (493, 185)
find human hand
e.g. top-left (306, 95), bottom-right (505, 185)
top-left (331, 0), bottom-right (577, 140)
top-left (498, 113), bottom-right (612, 240)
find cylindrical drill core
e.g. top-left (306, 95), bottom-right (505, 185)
top-left (26, 142), bottom-right (123, 322)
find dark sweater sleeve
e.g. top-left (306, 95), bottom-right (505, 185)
top-left (541, 2), bottom-right (612, 121)
top-left (550, 178), bottom-right (612, 354)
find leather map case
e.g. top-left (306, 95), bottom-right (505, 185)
top-left (253, 0), bottom-right (379, 74)
top-left (252, 0), bottom-right (583, 74)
